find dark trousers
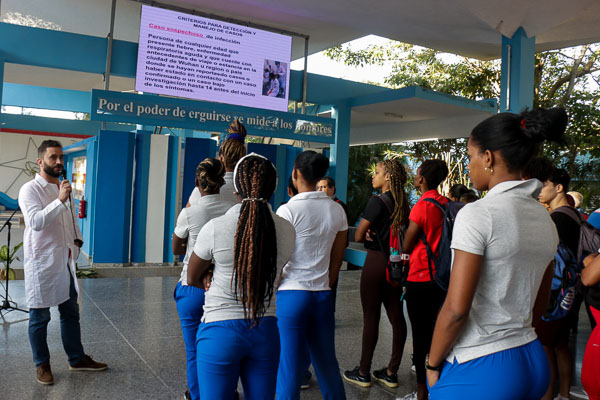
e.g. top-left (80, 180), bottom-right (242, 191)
top-left (28, 272), bottom-right (85, 367)
top-left (405, 280), bottom-right (446, 384)
top-left (359, 249), bottom-right (407, 375)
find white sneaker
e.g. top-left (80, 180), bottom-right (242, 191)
top-left (397, 393), bottom-right (418, 400)
top-left (410, 364), bottom-right (416, 373)
top-left (570, 386), bottom-right (589, 400)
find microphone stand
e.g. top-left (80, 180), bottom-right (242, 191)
top-left (0, 206), bottom-right (29, 315)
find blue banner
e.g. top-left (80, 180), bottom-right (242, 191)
top-left (90, 90), bottom-right (335, 143)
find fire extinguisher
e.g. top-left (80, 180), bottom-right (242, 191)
top-left (78, 196), bottom-right (87, 219)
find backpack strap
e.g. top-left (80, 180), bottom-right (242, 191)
top-left (553, 206), bottom-right (583, 226)
top-left (418, 198), bottom-right (447, 282)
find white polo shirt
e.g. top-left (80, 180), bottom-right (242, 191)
top-left (173, 194), bottom-right (234, 285)
top-left (194, 204), bottom-right (296, 322)
top-left (276, 191), bottom-right (348, 291)
top-left (448, 179), bottom-right (558, 363)
top-left (188, 172), bottom-right (238, 205)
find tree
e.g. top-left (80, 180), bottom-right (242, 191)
top-left (327, 41), bottom-right (600, 210)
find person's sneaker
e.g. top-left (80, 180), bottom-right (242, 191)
top-left (410, 354), bottom-right (416, 373)
top-left (397, 392), bottom-right (418, 400)
top-left (372, 367), bottom-right (399, 388)
top-left (300, 370), bottom-right (312, 390)
top-left (183, 389), bottom-right (191, 400)
top-left (36, 363), bottom-right (54, 385)
top-left (69, 355), bottom-right (108, 371)
top-left (343, 366), bottom-right (372, 388)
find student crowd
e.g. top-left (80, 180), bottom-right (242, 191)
top-left (21, 109), bottom-right (600, 400)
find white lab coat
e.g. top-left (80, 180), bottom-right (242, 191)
top-left (18, 174), bottom-right (82, 308)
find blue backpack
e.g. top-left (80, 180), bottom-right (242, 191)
top-left (542, 243), bottom-right (579, 322)
top-left (418, 199), bottom-right (462, 291)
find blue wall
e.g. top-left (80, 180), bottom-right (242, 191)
top-left (91, 130), bottom-right (135, 263)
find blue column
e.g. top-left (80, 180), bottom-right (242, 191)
top-left (500, 27), bottom-right (536, 113)
top-left (92, 130), bottom-right (135, 264)
top-left (0, 59), bottom-right (4, 117)
top-left (330, 104), bottom-right (350, 202)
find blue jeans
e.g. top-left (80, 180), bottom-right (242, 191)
top-left (276, 290), bottom-right (346, 400)
top-left (428, 339), bottom-right (550, 400)
top-left (174, 282), bottom-right (205, 400)
top-left (196, 317), bottom-right (280, 400)
top-left (28, 271), bottom-right (85, 367)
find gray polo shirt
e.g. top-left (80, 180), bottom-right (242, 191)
top-left (194, 203), bottom-right (296, 323)
top-left (448, 179), bottom-right (558, 363)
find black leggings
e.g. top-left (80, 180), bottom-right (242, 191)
top-left (405, 281), bottom-right (446, 384)
top-left (359, 249), bottom-right (407, 374)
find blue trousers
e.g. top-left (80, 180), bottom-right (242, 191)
top-left (28, 271), bottom-right (85, 367)
top-left (174, 282), bottom-right (205, 400)
top-left (276, 290), bottom-right (346, 400)
top-left (428, 339), bottom-right (550, 400)
top-left (196, 317), bottom-right (280, 400)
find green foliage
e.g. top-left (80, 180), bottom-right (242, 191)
top-left (76, 265), bottom-right (98, 279)
top-left (329, 41), bottom-right (600, 211)
top-left (0, 242), bottom-right (22, 281)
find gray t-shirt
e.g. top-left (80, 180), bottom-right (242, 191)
top-left (173, 194), bottom-right (234, 285)
top-left (193, 203), bottom-right (296, 323)
top-left (448, 179), bottom-right (558, 363)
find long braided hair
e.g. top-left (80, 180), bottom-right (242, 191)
top-left (219, 120), bottom-right (247, 170)
top-left (195, 158), bottom-right (225, 193)
top-left (381, 159), bottom-right (410, 235)
top-left (232, 154), bottom-right (278, 324)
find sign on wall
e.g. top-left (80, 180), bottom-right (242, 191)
top-left (90, 90), bottom-right (336, 144)
top-left (135, 5), bottom-right (292, 112)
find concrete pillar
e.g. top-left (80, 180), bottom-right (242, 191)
top-left (500, 27), bottom-right (536, 113)
top-left (330, 104), bottom-right (351, 202)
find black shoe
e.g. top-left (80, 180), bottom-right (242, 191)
top-left (343, 366), bottom-right (372, 388)
top-left (184, 389), bottom-right (191, 400)
top-left (300, 370), bottom-right (312, 389)
top-left (372, 367), bottom-right (399, 388)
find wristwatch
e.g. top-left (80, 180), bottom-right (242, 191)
top-left (425, 354), bottom-right (442, 371)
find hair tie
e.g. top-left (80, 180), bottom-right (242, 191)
top-left (226, 133), bottom-right (245, 142)
top-left (242, 197), bottom-right (268, 203)
top-left (520, 119), bottom-right (526, 131)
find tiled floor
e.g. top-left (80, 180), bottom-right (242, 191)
top-left (0, 272), bottom-right (592, 400)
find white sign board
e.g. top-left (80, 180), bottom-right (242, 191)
top-left (136, 5), bottom-right (292, 112)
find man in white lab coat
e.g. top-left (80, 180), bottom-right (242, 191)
top-left (18, 140), bottom-right (107, 385)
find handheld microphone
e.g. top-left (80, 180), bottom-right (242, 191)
top-left (60, 169), bottom-right (71, 209)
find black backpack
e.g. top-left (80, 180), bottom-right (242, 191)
top-left (554, 206), bottom-right (600, 263)
top-left (418, 199), bottom-right (461, 290)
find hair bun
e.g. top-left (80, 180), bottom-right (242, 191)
top-left (520, 108), bottom-right (567, 144)
top-left (227, 119), bottom-right (247, 142)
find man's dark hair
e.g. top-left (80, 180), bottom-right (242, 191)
top-left (449, 184), bottom-right (469, 200)
top-left (548, 168), bottom-right (571, 192)
top-left (522, 157), bottom-right (555, 182)
top-left (294, 151), bottom-right (329, 186)
top-left (38, 140), bottom-right (62, 157)
top-left (419, 159), bottom-right (449, 190)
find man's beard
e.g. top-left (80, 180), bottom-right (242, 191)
top-left (43, 162), bottom-right (62, 178)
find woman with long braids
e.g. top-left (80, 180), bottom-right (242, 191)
top-left (188, 154), bottom-right (295, 399)
top-left (344, 158), bottom-right (409, 389)
top-left (187, 120), bottom-right (247, 206)
top-left (172, 158), bottom-right (234, 400)
top-left (275, 150), bottom-right (348, 400)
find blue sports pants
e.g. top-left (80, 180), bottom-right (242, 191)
top-left (196, 317), bottom-right (280, 400)
top-left (276, 290), bottom-right (346, 400)
top-left (428, 339), bottom-right (550, 400)
top-left (174, 282), bottom-right (205, 400)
